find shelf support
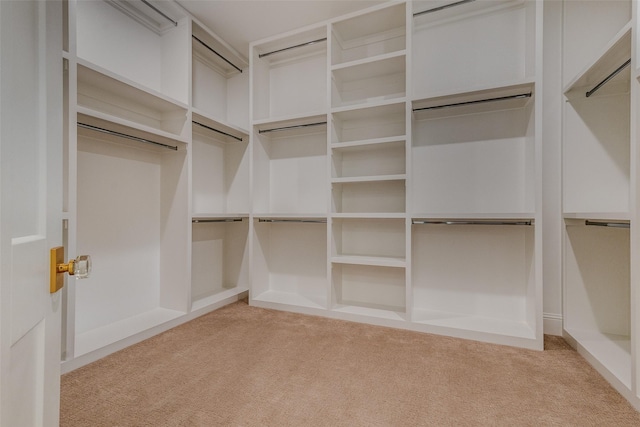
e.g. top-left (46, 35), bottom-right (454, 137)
top-left (585, 59), bottom-right (631, 98)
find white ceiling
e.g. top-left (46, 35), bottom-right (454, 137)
top-left (177, 1), bottom-right (384, 59)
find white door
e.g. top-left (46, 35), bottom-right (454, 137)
top-left (0, 1), bottom-right (64, 426)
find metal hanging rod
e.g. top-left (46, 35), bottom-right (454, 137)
top-left (193, 218), bottom-right (243, 223)
top-left (413, 92), bottom-right (532, 112)
top-left (193, 121), bottom-right (243, 142)
top-left (77, 122), bottom-right (178, 151)
top-left (258, 218), bottom-right (327, 224)
top-left (141, 0), bottom-right (177, 27)
top-left (585, 59), bottom-right (631, 98)
top-left (192, 35), bottom-right (243, 74)
top-left (258, 122), bottom-right (327, 134)
top-left (412, 219), bottom-right (532, 226)
top-left (585, 220), bottom-right (630, 229)
top-left (413, 0), bottom-right (476, 17)
top-left (259, 38), bottom-right (327, 59)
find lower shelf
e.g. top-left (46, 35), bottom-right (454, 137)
top-left (191, 286), bottom-right (249, 312)
top-left (332, 304), bottom-right (406, 322)
top-left (252, 289), bottom-right (326, 310)
top-left (74, 307), bottom-right (185, 357)
top-left (412, 309), bottom-right (535, 340)
top-left (565, 328), bottom-right (631, 390)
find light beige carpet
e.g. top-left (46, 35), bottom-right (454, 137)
top-left (61, 301), bottom-right (640, 426)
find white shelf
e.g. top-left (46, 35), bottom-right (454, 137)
top-left (331, 2), bottom-right (406, 66)
top-left (331, 174), bottom-right (406, 184)
top-left (332, 101), bottom-right (406, 144)
top-left (192, 109), bottom-right (248, 143)
top-left (413, 213), bottom-right (535, 221)
top-left (331, 98), bottom-right (407, 115)
top-left (331, 136), bottom-right (406, 150)
top-left (413, 308), bottom-right (535, 340)
top-left (565, 328), bottom-right (631, 389)
top-left (252, 290), bottom-right (326, 310)
top-left (331, 50), bottom-right (406, 72)
top-left (75, 307), bottom-right (184, 357)
top-left (191, 286), bottom-right (249, 312)
top-left (77, 110), bottom-right (187, 150)
top-left (332, 304), bottom-right (406, 322)
top-left (563, 212), bottom-right (630, 222)
top-left (77, 59), bottom-right (189, 140)
top-left (412, 81), bottom-right (534, 120)
top-left (563, 22), bottom-right (631, 95)
top-left (332, 255), bottom-right (406, 268)
top-left (254, 213), bottom-right (327, 221)
top-left (332, 213), bottom-right (406, 219)
top-left (78, 58), bottom-right (188, 112)
top-left (412, 0), bottom-right (524, 25)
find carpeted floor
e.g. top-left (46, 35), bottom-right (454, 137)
top-left (61, 300), bottom-right (640, 426)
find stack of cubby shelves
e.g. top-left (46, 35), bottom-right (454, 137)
top-left (62, 0), bottom-right (250, 371)
top-left (249, 0), bottom-right (544, 350)
top-left (561, 0), bottom-right (639, 407)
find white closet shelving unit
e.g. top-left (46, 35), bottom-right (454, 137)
top-left (250, 23), bottom-right (330, 311)
top-left (561, 0), bottom-right (638, 408)
top-left (410, 0), bottom-right (541, 349)
top-left (248, 0), bottom-right (543, 350)
top-left (62, 0), bottom-right (249, 372)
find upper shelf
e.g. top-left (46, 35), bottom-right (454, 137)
top-left (192, 21), bottom-right (247, 76)
top-left (106, 0), bottom-right (186, 35)
top-left (412, 0), bottom-right (524, 26)
top-left (192, 109), bottom-right (248, 144)
top-left (77, 59), bottom-right (188, 139)
top-left (563, 22), bottom-right (631, 96)
top-left (412, 81), bottom-right (534, 120)
top-left (331, 2), bottom-right (406, 66)
top-left (253, 26), bottom-right (327, 64)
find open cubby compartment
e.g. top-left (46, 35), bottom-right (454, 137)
top-left (412, 0), bottom-right (535, 98)
top-left (77, 61), bottom-right (189, 142)
top-left (74, 126), bottom-right (189, 357)
top-left (563, 90), bottom-right (630, 215)
top-left (192, 21), bottom-right (249, 129)
top-left (412, 221), bottom-right (536, 341)
top-left (331, 263), bottom-right (406, 321)
top-left (191, 114), bottom-right (249, 215)
top-left (564, 219), bottom-right (631, 389)
top-left (252, 26), bottom-right (328, 121)
top-left (331, 52), bottom-right (406, 109)
top-left (75, 0), bottom-right (189, 104)
top-left (253, 116), bottom-right (328, 216)
top-left (412, 91), bottom-right (535, 215)
top-left (252, 219), bottom-right (328, 310)
top-left (331, 2), bottom-right (406, 66)
top-left (331, 218), bottom-right (405, 267)
top-left (562, 1), bottom-right (631, 91)
top-left (332, 179), bottom-right (406, 215)
top-left (332, 138), bottom-right (406, 179)
top-left (191, 217), bottom-right (249, 311)
top-left (332, 101), bottom-right (406, 144)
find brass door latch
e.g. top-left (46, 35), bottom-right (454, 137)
top-left (50, 246), bottom-right (91, 293)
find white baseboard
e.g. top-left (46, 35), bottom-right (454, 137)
top-left (543, 313), bottom-right (563, 336)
